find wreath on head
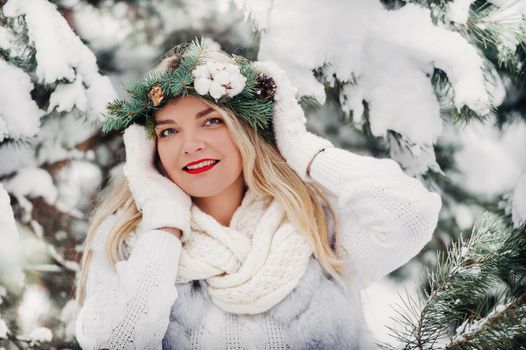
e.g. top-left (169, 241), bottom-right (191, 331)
top-left (101, 38), bottom-right (278, 143)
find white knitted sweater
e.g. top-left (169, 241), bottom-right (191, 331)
top-left (75, 147), bottom-right (442, 349)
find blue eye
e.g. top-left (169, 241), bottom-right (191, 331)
top-left (159, 128), bottom-right (177, 138)
top-left (205, 117), bottom-right (223, 126)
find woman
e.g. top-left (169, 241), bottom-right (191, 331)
top-left (75, 41), bottom-right (442, 349)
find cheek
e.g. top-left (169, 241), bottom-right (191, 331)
top-left (221, 138), bottom-right (243, 171)
top-left (157, 143), bottom-right (178, 173)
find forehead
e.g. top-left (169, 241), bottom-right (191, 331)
top-left (154, 96), bottom-right (212, 121)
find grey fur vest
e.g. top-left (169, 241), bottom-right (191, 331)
top-left (162, 257), bottom-right (377, 350)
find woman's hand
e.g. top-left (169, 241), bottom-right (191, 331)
top-left (123, 124), bottom-right (192, 241)
top-left (159, 227), bottom-right (182, 240)
top-left (253, 61), bottom-right (334, 182)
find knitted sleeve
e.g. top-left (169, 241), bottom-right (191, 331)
top-left (75, 214), bottom-right (182, 349)
top-left (308, 147), bottom-right (442, 289)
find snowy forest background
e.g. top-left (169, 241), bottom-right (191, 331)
top-left (0, 0), bottom-right (525, 348)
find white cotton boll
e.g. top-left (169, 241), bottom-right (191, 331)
top-left (206, 61), bottom-right (223, 76)
top-left (194, 77), bottom-right (212, 95)
top-left (225, 63), bottom-right (241, 75)
top-left (209, 80), bottom-right (226, 99)
top-left (47, 77), bottom-right (87, 113)
top-left (192, 65), bottom-right (209, 78)
top-left (28, 326), bottom-right (52, 342)
top-left (214, 70), bottom-right (231, 85)
top-left (226, 75), bottom-right (247, 97)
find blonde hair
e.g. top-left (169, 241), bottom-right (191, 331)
top-left (75, 49), bottom-right (349, 304)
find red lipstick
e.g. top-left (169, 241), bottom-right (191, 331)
top-left (183, 159), bottom-right (220, 174)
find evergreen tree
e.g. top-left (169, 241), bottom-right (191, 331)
top-left (0, 0), bottom-right (524, 348)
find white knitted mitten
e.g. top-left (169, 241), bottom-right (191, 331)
top-left (253, 61), bottom-right (334, 182)
top-left (123, 124), bottom-right (192, 241)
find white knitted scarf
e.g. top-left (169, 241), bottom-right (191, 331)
top-left (175, 188), bottom-right (313, 315)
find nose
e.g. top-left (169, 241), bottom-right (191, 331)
top-left (183, 137), bottom-right (206, 155)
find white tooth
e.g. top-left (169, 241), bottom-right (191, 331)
top-left (187, 160), bottom-right (217, 169)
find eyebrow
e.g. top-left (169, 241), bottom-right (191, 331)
top-left (154, 107), bottom-right (215, 127)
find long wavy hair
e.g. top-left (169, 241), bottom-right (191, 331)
top-left (75, 50), bottom-right (348, 304)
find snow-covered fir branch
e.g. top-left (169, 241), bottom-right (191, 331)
top-left (447, 294), bottom-right (526, 350)
top-left (382, 212), bottom-right (526, 349)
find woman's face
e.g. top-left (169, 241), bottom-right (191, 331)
top-left (154, 96), bottom-right (244, 198)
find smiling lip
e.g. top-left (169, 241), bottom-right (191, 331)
top-left (183, 160), bottom-right (220, 174)
top-left (183, 158), bottom-right (218, 168)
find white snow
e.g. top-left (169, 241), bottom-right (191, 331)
top-left (0, 183), bottom-right (17, 239)
top-left (0, 26), bottom-right (15, 50)
top-left (0, 143), bottom-right (37, 177)
top-left (447, 0), bottom-right (476, 25)
top-left (234, 0), bottom-right (273, 30)
top-left (3, 0), bottom-right (117, 121)
top-left (361, 262), bottom-right (422, 346)
top-left (60, 299), bottom-right (81, 341)
top-left (36, 112), bottom-right (97, 165)
top-left (0, 183), bottom-right (25, 291)
top-left (55, 160), bottom-right (102, 213)
top-left (443, 117), bottom-right (526, 198)
top-left (236, 0), bottom-right (499, 174)
top-left (17, 285), bottom-right (51, 335)
top-left (511, 171), bottom-right (526, 227)
top-left (388, 131), bottom-right (442, 176)
top-left (28, 326), bottom-right (52, 342)
top-left (70, 2), bottom-right (132, 51)
top-left (0, 117), bottom-right (8, 143)
top-left (0, 318), bottom-right (8, 339)
top-left (4, 0), bottom-right (77, 83)
top-left (476, 1), bottom-right (526, 64)
top-left (454, 204), bottom-right (475, 231)
top-left (48, 77), bottom-right (88, 113)
top-left (0, 60), bottom-right (43, 140)
top-left (86, 75), bottom-right (117, 123)
top-left (4, 167), bottom-right (58, 205)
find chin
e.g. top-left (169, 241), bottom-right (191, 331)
top-left (165, 173), bottom-right (224, 197)
top-left (184, 185), bottom-right (228, 198)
